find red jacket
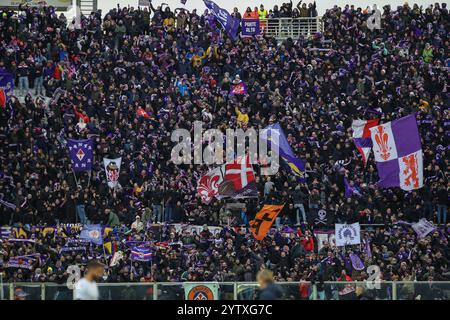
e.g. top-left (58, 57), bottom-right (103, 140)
top-left (297, 229), bottom-right (314, 251)
top-left (73, 106), bottom-right (90, 123)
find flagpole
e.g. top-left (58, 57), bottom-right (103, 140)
top-left (72, 168), bottom-right (79, 187)
top-left (87, 170), bottom-right (92, 187)
top-left (0, 272), bottom-right (3, 301)
top-left (102, 243), bottom-right (108, 266)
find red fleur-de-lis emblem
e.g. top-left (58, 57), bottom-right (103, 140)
top-left (374, 126), bottom-right (391, 160)
top-left (402, 154), bottom-right (419, 188)
top-left (197, 174), bottom-right (222, 203)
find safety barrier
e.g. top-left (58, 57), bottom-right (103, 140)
top-left (2, 281), bottom-right (449, 300)
top-left (264, 17), bottom-right (323, 39)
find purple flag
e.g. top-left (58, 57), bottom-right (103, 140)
top-left (80, 224), bottom-right (103, 245)
top-left (67, 139), bottom-right (93, 172)
top-left (241, 19), bottom-right (260, 36)
top-left (370, 114), bottom-right (423, 190)
top-left (6, 257), bottom-right (34, 269)
top-left (344, 176), bottom-right (361, 198)
top-left (131, 246), bottom-right (153, 262)
top-left (261, 123), bottom-right (306, 180)
top-left (230, 81), bottom-right (247, 95)
top-left (412, 219), bottom-right (436, 238)
top-left (349, 253), bottom-right (365, 271)
top-left (363, 237), bottom-right (372, 258)
top-left (203, 0), bottom-right (239, 41)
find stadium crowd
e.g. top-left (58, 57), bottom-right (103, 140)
top-left (0, 0), bottom-right (449, 299)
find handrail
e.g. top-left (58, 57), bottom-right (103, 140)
top-left (7, 280), bottom-right (450, 286)
top-left (3, 281), bottom-right (450, 300)
top-left (263, 17), bottom-right (323, 39)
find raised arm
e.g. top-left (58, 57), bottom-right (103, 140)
top-left (149, 0), bottom-right (158, 14)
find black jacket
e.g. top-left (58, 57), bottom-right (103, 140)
top-left (258, 283), bottom-right (284, 300)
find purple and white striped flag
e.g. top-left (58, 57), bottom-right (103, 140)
top-left (131, 246), bottom-right (153, 262)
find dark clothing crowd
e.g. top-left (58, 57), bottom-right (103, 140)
top-left (0, 1), bottom-right (449, 297)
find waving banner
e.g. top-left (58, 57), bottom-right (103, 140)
top-left (203, 0), bottom-right (239, 40)
top-left (260, 123), bottom-right (305, 180)
top-left (0, 68), bottom-right (14, 108)
top-left (351, 119), bottom-right (379, 165)
top-left (370, 114), bottom-right (423, 191)
top-left (197, 155), bottom-right (258, 203)
top-left (309, 208), bottom-right (334, 228)
top-left (349, 253), bottom-right (365, 271)
top-left (104, 157), bottom-right (122, 189)
top-left (335, 223), bottom-right (361, 246)
top-left (197, 166), bottom-right (224, 204)
top-left (229, 81), bottom-right (247, 96)
top-left (249, 205), bottom-right (284, 240)
top-left (411, 219), bottom-right (436, 238)
top-left (131, 246), bottom-right (152, 262)
top-left (80, 224), bottom-right (103, 245)
top-left (67, 139), bottom-right (93, 172)
top-left (241, 19), bottom-right (260, 36)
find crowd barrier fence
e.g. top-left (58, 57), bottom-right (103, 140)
top-left (1, 281), bottom-right (449, 300)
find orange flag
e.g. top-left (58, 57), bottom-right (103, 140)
top-left (249, 204), bottom-right (285, 240)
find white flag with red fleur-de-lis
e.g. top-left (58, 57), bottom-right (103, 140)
top-left (369, 114), bottom-right (423, 191)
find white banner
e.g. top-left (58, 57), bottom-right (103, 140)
top-left (170, 223), bottom-right (222, 236)
top-left (110, 251), bottom-right (124, 267)
top-left (335, 223), bottom-right (361, 247)
top-left (184, 282), bottom-right (219, 300)
top-left (314, 230), bottom-right (335, 251)
top-left (412, 219), bottom-right (436, 238)
top-left (103, 157), bottom-right (122, 189)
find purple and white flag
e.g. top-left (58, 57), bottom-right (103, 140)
top-left (0, 227), bottom-right (11, 239)
top-left (203, 0), bottom-right (239, 41)
top-left (67, 139), bottom-right (93, 172)
top-left (369, 114), bottom-right (423, 191)
top-left (412, 219), bottom-right (436, 238)
top-left (104, 157), bottom-right (122, 189)
top-left (335, 223), bottom-right (361, 246)
top-left (5, 257), bottom-right (34, 270)
top-left (131, 246), bottom-right (153, 262)
top-left (110, 251), bottom-right (124, 267)
top-left (349, 253), bottom-right (365, 271)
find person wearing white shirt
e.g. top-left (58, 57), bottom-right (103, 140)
top-left (131, 215), bottom-right (144, 232)
top-left (73, 260), bottom-right (105, 300)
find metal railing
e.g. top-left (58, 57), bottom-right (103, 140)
top-left (264, 17), bottom-right (323, 40)
top-left (2, 281), bottom-right (449, 300)
top-left (76, 0), bottom-right (98, 15)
